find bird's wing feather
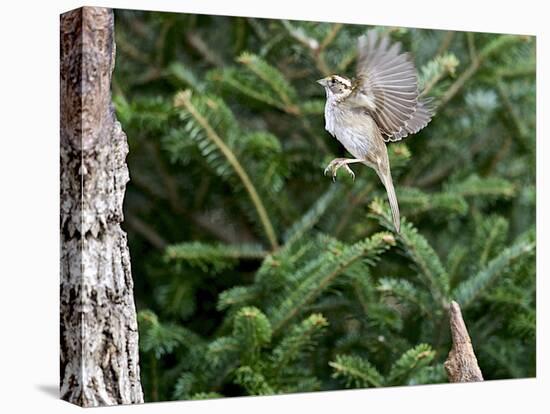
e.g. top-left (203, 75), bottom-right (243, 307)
top-left (345, 30), bottom-right (432, 141)
top-left (388, 99), bottom-right (434, 141)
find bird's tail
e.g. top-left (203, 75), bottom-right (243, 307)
top-left (378, 170), bottom-right (401, 233)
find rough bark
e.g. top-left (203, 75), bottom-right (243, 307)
top-left (444, 300), bottom-right (484, 382)
top-left (60, 7), bottom-right (144, 406)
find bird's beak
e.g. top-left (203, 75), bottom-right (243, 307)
top-left (317, 78), bottom-right (328, 87)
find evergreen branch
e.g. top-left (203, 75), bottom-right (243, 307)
top-left (398, 187), bottom-right (468, 216)
top-left (337, 47), bottom-right (357, 73)
top-left (496, 64), bottom-right (535, 79)
top-left (509, 310), bottom-right (536, 340)
top-left (239, 131), bottom-right (288, 197)
top-left (270, 232), bottom-right (395, 333)
top-left (281, 20), bottom-right (319, 50)
top-left (114, 94), bottom-right (174, 131)
top-left (115, 29), bottom-right (151, 64)
top-left (189, 392), bottom-right (224, 400)
top-left (205, 337), bottom-right (240, 370)
top-left (329, 355), bottom-right (384, 388)
top-left (246, 17), bottom-right (269, 41)
top-left (233, 307), bottom-right (273, 364)
top-left (419, 52), bottom-right (459, 96)
top-left (315, 23), bottom-right (343, 75)
top-left (378, 278), bottom-right (431, 315)
top-left (440, 34), bottom-right (524, 106)
top-left (154, 278), bottom-right (196, 319)
top-left (126, 213), bottom-right (168, 249)
top-left (476, 215), bottom-right (509, 268)
top-left (337, 48), bottom-right (358, 73)
top-left (217, 286), bottom-right (260, 311)
top-left (138, 310), bottom-right (203, 358)
top-left (350, 262), bottom-right (410, 334)
top-left (300, 99), bottom-right (325, 115)
top-left (344, 264), bottom-right (378, 318)
top-left (147, 136), bottom-right (190, 210)
top-left (387, 344), bottom-right (436, 385)
top-left (495, 80), bottom-right (531, 149)
top-left (165, 242), bottom-right (267, 273)
top-left (319, 23), bottom-right (343, 51)
top-left (445, 175), bottom-right (516, 199)
top-left (283, 185), bottom-right (340, 246)
top-left (253, 240), bottom-right (316, 290)
top-left (388, 143), bottom-right (412, 169)
top-left (280, 20), bottom-right (331, 76)
top-left (166, 62), bottom-right (206, 92)
top-left (234, 366), bottom-right (275, 395)
top-left (369, 199), bottom-right (450, 307)
top-left (128, 170), bottom-right (242, 244)
top-left (453, 230), bottom-right (535, 309)
top-left (186, 31), bottom-right (224, 67)
top-left (208, 68), bottom-right (289, 112)
top-left (173, 372), bottom-right (195, 400)
top-left (277, 376), bottom-right (322, 394)
top-left (257, 235), bottom-right (334, 292)
top-left (466, 32), bottom-right (478, 63)
top-left (278, 250), bottom-right (327, 289)
top-left (435, 31), bottom-right (456, 57)
top-left (412, 135), bottom-right (492, 188)
top-left (269, 314), bottom-right (328, 374)
top-left (237, 52), bottom-right (300, 113)
top-left (174, 90), bottom-right (279, 249)
top-left (479, 341), bottom-right (520, 379)
top-left (334, 181), bottom-right (376, 237)
top-left (446, 245), bottom-right (468, 282)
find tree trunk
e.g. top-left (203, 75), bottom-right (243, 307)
top-left (60, 7), bottom-right (144, 406)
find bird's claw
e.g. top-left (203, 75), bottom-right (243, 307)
top-left (324, 159), bottom-right (355, 182)
top-left (346, 166), bottom-right (356, 181)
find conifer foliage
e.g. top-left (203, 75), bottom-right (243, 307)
top-left (113, 11), bottom-right (535, 401)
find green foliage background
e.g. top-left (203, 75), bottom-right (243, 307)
top-left (112, 10), bottom-right (536, 402)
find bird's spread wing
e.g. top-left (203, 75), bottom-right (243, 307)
top-left (345, 30), bottom-right (432, 142)
top-left (391, 98), bottom-right (434, 140)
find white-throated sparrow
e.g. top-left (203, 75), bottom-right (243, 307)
top-left (318, 30), bottom-right (433, 233)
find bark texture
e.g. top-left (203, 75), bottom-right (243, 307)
top-left (60, 7), bottom-right (144, 406)
top-left (444, 300), bottom-right (484, 382)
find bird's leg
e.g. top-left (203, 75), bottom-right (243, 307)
top-left (324, 158), bottom-right (363, 182)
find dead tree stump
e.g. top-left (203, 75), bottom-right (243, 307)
top-left (444, 300), bottom-right (484, 382)
top-left (60, 7), bottom-right (144, 406)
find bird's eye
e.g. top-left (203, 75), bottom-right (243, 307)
top-left (331, 78), bottom-right (335, 84)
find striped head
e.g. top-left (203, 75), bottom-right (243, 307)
top-left (317, 75), bottom-right (353, 100)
